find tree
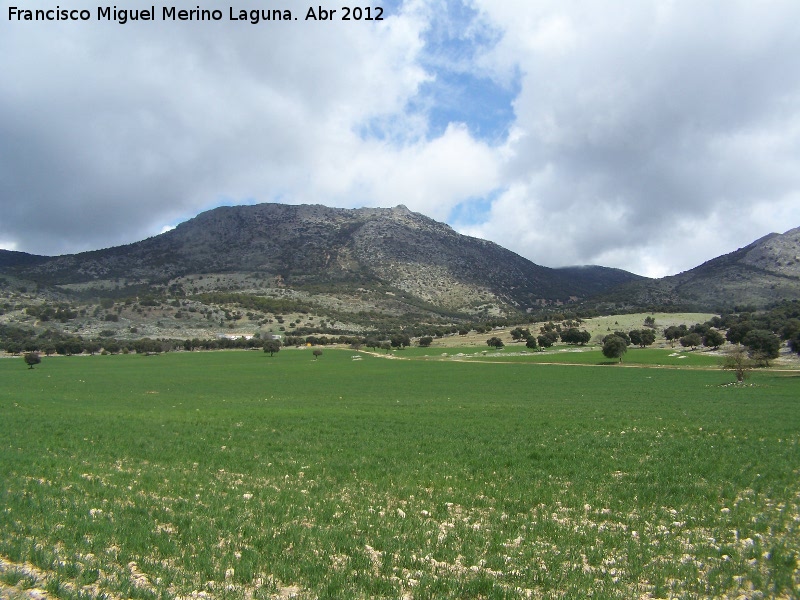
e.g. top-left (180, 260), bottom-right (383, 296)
top-left (742, 329), bottom-right (781, 365)
top-left (602, 335), bottom-right (628, 363)
top-left (644, 316), bottom-right (656, 328)
top-left (561, 328), bottom-right (591, 345)
top-left (418, 336), bottom-right (433, 348)
top-left (103, 341), bottom-right (121, 355)
top-left (703, 329), bottom-right (725, 349)
top-left (628, 329), bottom-right (643, 347)
top-left (390, 334), bottom-right (411, 349)
top-left (612, 331), bottom-right (631, 346)
top-left (664, 325), bottom-right (688, 346)
top-left (725, 322), bottom-right (752, 345)
top-left (638, 329), bottom-right (656, 347)
top-left (312, 349), bottom-right (323, 360)
top-left (540, 330), bottom-right (559, 345)
top-left (487, 337), bottom-right (504, 349)
top-left (525, 336), bottom-right (538, 350)
top-left (537, 334), bottom-right (553, 348)
top-left (263, 340), bottom-right (281, 357)
top-left (780, 319), bottom-right (800, 342)
top-left (510, 327), bottom-right (530, 342)
top-left (84, 340), bottom-right (102, 355)
top-left (790, 332), bottom-right (800, 355)
top-left (679, 333), bottom-right (702, 349)
top-left (722, 345), bottom-right (753, 383)
top-left (24, 352), bottom-right (41, 369)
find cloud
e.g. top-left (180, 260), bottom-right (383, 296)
top-left (0, 0), bottom-right (439, 253)
top-left (463, 0), bottom-right (800, 275)
top-left (2, 0), bottom-right (800, 278)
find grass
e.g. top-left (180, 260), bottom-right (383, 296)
top-left (1, 349), bottom-right (799, 598)
top-left (397, 345), bottom-right (724, 367)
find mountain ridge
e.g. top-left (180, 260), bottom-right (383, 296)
top-left (0, 203), bottom-right (644, 318)
top-left (598, 226), bottom-right (800, 310)
top-left (3, 203), bottom-right (799, 316)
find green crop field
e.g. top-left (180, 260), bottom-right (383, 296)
top-left (1, 350), bottom-right (798, 599)
top-left (395, 346), bottom-right (725, 368)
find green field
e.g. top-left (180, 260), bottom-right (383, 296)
top-left (1, 350), bottom-right (799, 599)
top-left (395, 346), bottom-right (725, 368)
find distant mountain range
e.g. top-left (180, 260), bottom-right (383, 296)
top-left (1, 203), bottom-right (799, 318)
top-left (598, 227), bottom-right (800, 311)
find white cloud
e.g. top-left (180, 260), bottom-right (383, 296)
top-left (461, 0), bottom-right (800, 275)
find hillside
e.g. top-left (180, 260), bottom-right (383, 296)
top-left (4, 203), bottom-right (799, 344)
top-left (0, 203), bottom-right (641, 319)
top-left (599, 227), bottom-right (800, 310)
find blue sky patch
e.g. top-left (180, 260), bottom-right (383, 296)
top-left (448, 189), bottom-right (503, 227)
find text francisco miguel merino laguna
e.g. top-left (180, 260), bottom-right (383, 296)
top-left (7, 5), bottom-right (385, 24)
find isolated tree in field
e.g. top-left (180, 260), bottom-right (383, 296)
top-left (24, 352), bottom-right (41, 369)
top-left (703, 329), bottom-right (725, 350)
top-left (312, 349), bottom-right (323, 360)
top-left (418, 336), bottom-right (433, 348)
top-left (263, 340), bottom-right (281, 357)
top-left (722, 345), bottom-right (753, 383)
top-left (628, 329), bottom-right (655, 347)
top-left (602, 335), bottom-right (628, 363)
top-left (487, 337), bottom-right (504, 349)
top-left (644, 316), bottom-right (656, 328)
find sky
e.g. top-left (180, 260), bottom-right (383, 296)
top-left (2, 0), bottom-right (800, 277)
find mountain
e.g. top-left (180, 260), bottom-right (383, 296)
top-left (0, 249), bottom-right (49, 269)
top-left (0, 203), bottom-right (642, 320)
top-left (599, 227), bottom-right (800, 310)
